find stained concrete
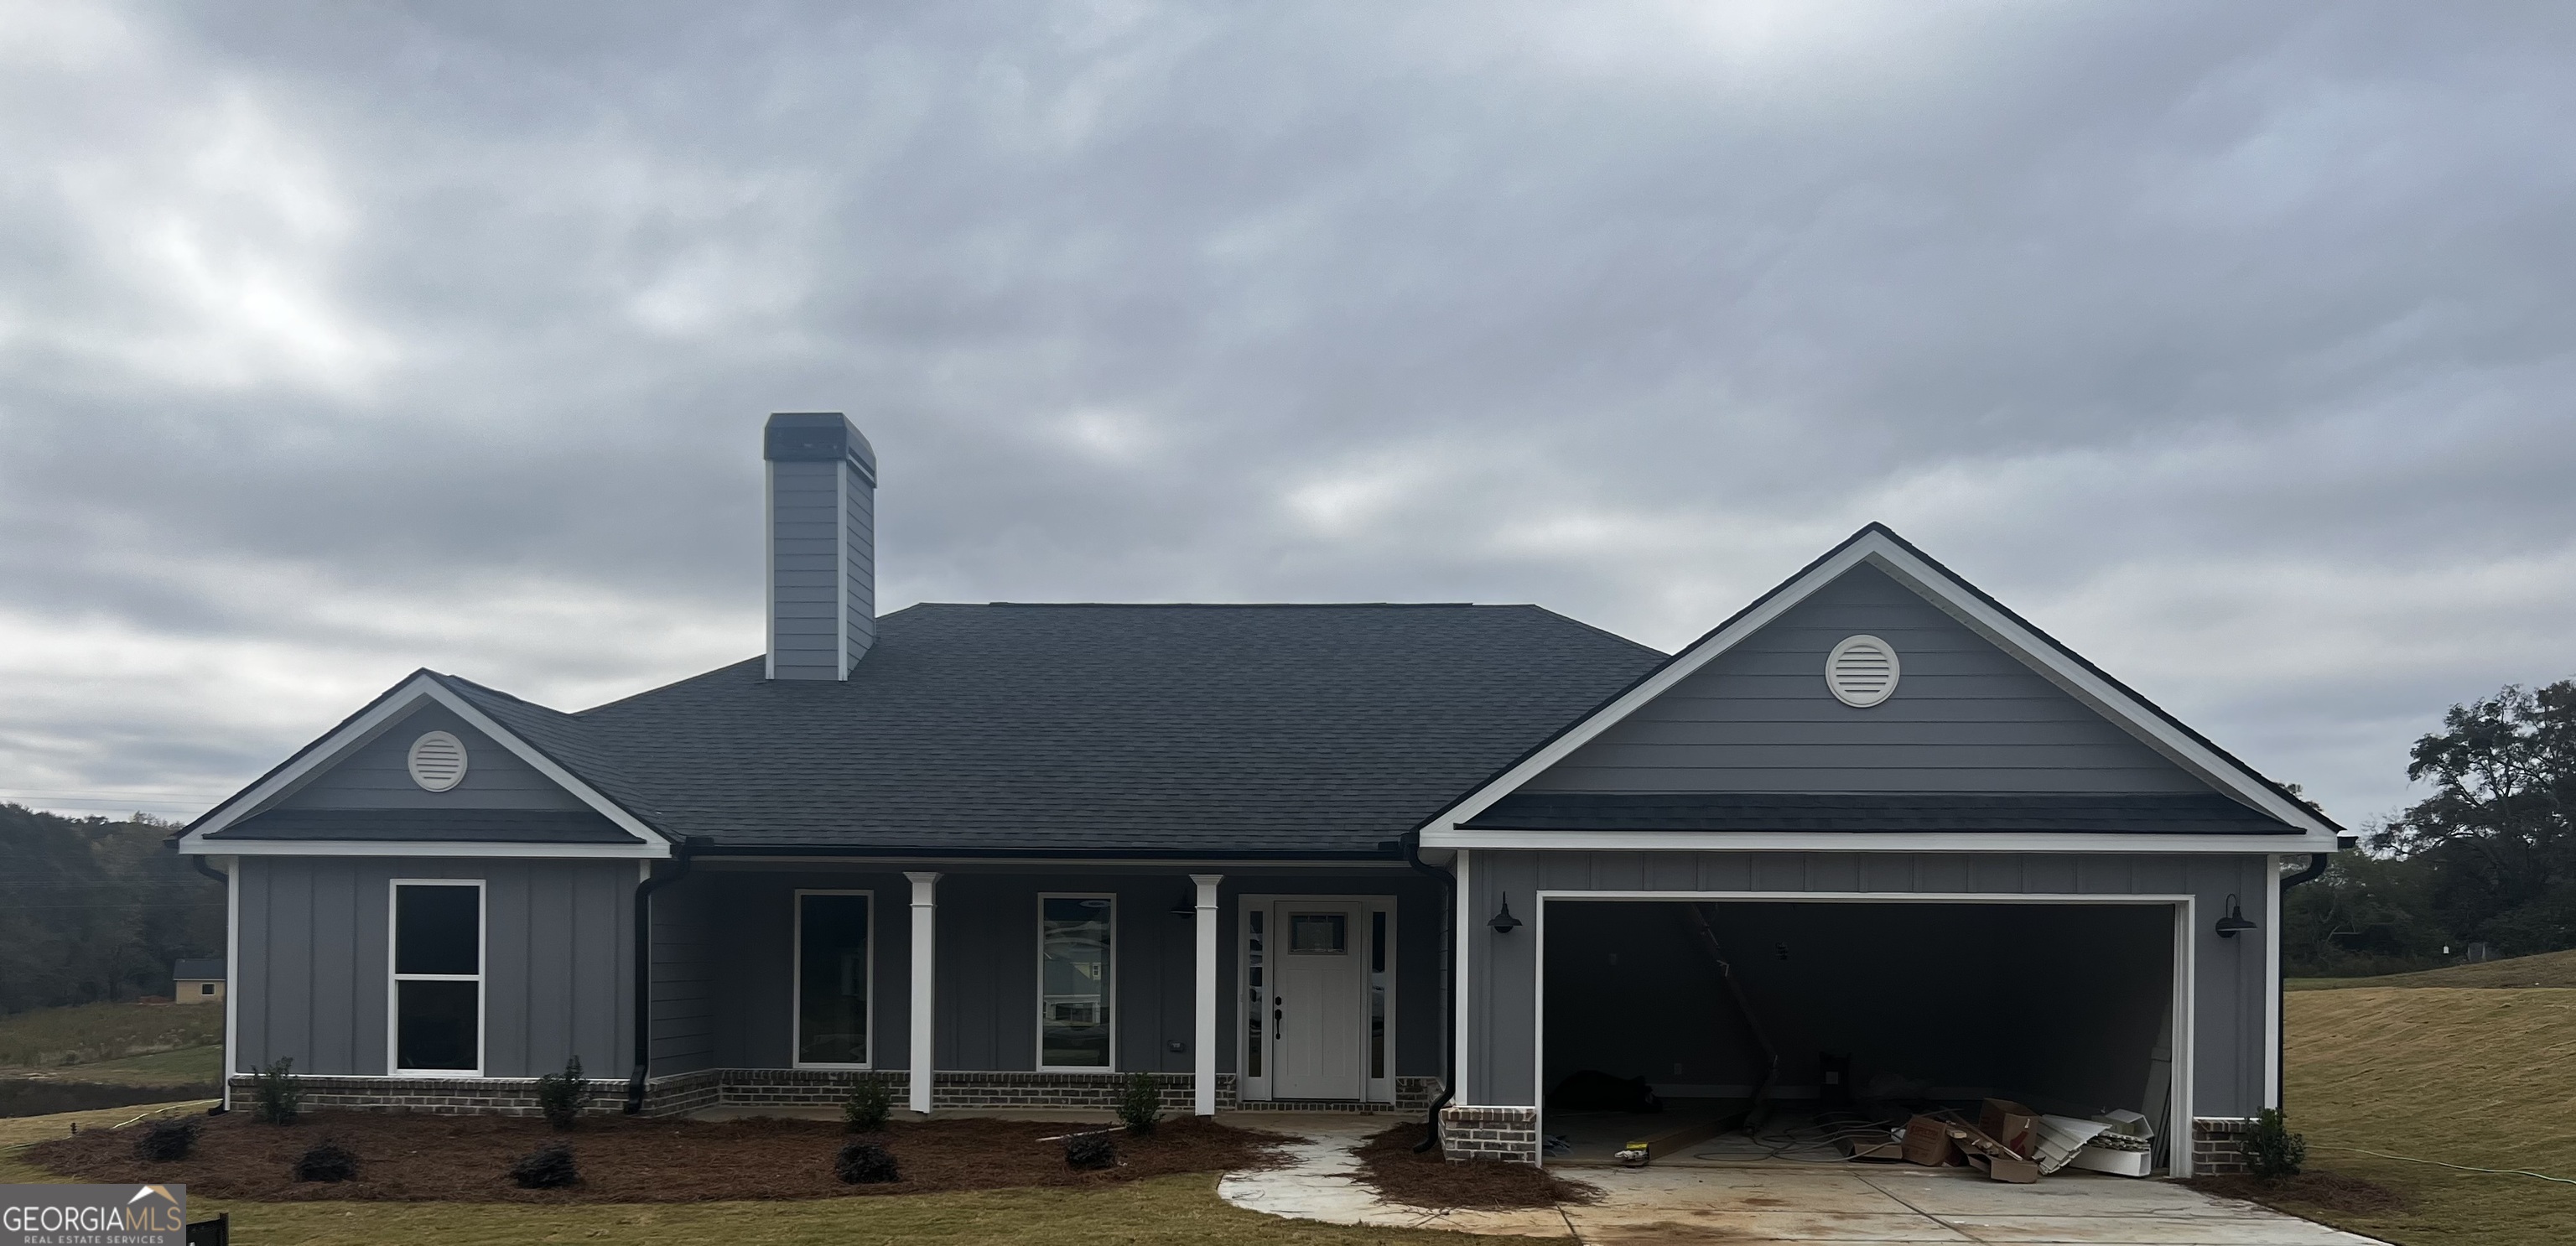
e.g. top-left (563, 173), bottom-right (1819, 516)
top-left (1217, 1118), bottom-right (2393, 1245)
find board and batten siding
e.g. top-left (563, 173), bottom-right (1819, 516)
top-left (1461, 849), bottom-right (2274, 1120)
top-left (233, 856), bottom-right (633, 1078)
top-left (270, 704), bottom-right (586, 812)
top-left (1525, 564), bottom-right (2206, 794)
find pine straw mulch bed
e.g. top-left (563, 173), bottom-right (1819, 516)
top-left (2184, 1171), bottom-right (2414, 1217)
top-left (1353, 1123), bottom-right (1598, 1211)
top-left (27, 1110), bottom-right (1291, 1203)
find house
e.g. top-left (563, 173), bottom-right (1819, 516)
top-left (172, 958), bottom-right (226, 1004)
top-left (173, 413), bottom-right (2343, 1173)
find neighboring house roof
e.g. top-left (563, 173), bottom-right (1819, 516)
top-left (172, 958), bottom-right (225, 981)
top-left (1464, 792), bottom-right (2294, 835)
top-left (563, 603), bottom-right (1667, 855)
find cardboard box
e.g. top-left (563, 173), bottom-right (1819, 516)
top-left (1902, 1114), bottom-right (1959, 1166)
top-left (1979, 1098), bottom-right (2040, 1159)
top-left (1968, 1153), bottom-right (2041, 1184)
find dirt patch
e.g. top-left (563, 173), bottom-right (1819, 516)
top-left (0, 1080), bottom-right (216, 1119)
top-left (1351, 1123), bottom-right (1597, 1211)
top-left (26, 1110), bottom-right (1290, 1202)
top-left (2186, 1171), bottom-right (2414, 1216)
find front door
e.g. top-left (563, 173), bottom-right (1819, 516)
top-left (1269, 902), bottom-right (1367, 1099)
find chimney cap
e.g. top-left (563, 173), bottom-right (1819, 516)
top-left (764, 412), bottom-right (876, 480)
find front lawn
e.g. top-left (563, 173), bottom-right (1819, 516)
top-left (0, 1001), bottom-right (221, 1069)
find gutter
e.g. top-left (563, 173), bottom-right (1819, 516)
top-left (626, 837), bottom-right (702, 1114)
top-left (2273, 839), bottom-right (2345, 1115)
top-left (1402, 831), bottom-right (1457, 1153)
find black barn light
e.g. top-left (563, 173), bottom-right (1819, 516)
top-left (1488, 893), bottom-right (1523, 934)
top-left (2215, 893), bottom-right (2257, 938)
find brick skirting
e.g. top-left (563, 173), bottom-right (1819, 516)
top-left (225, 1073), bottom-right (628, 1118)
top-left (1438, 1104), bottom-right (1540, 1165)
top-left (2191, 1117), bottom-right (2256, 1175)
top-left (233, 1069), bottom-right (1440, 1119)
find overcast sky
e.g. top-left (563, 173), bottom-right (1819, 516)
top-left (3, 2), bottom-right (2570, 831)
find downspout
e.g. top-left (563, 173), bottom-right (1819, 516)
top-left (186, 853), bottom-right (232, 1114)
top-left (1403, 832), bottom-right (1456, 1154)
top-left (625, 838), bottom-right (698, 1115)
top-left (2274, 847), bottom-right (2336, 1115)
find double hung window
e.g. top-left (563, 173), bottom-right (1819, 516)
top-left (390, 880), bottom-right (482, 1075)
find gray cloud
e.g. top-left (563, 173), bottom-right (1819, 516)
top-left (3, 1), bottom-right (2571, 825)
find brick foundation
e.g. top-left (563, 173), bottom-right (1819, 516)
top-left (1438, 1104), bottom-right (1540, 1165)
top-left (2191, 1117), bottom-right (2256, 1175)
top-left (235, 1070), bottom-right (1428, 1118)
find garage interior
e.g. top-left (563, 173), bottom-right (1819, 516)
top-left (1541, 900), bottom-right (2177, 1171)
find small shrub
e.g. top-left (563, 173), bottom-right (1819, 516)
top-left (293, 1140), bottom-right (360, 1183)
top-left (133, 1118), bottom-right (200, 1162)
top-left (535, 1055), bottom-right (588, 1130)
top-left (1065, 1132), bottom-right (1117, 1171)
top-left (834, 1139), bottom-right (899, 1184)
top-left (509, 1141), bottom-right (582, 1189)
top-left (1116, 1071), bottom-right (1161, 1136)
top-left (2246, 1108), bottom-right (2307, 1179)
top-left (843, 1076), bottom-right (892, 1134)
top-left (252, 1056), bottom-right (301, 1125)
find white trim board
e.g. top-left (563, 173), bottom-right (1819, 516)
top-left (1416, 527), bottom-right (2339, 849)
top-left (176, 672), bottom-right (669, 859)
top-left (1524, 889), bottom-right (2198, 1178)
top-left (1425, 830), bottom-right (2328, 854)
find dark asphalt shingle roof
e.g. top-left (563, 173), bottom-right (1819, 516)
top-left (564, 603), bottom-right (1669, 854)
top-left (1463, 792), bottom-right (2297, 834)
top-left (173, 958), bottom-right (225, 981)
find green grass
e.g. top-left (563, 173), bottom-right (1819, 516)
top-left (2279, 987), bottom-right (2576, 1246)
top-left (0, 1141), bottom-right (1530, 1246)
top-left (0, 1002), bottom-right (221, 1069)
top-left (2290, 947), bottom-right (2576, 991)
top-left (18, 1045), bottom-right (225, 1087)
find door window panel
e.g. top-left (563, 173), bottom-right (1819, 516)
top-left (1288, 913), bottom-right (1347, 954)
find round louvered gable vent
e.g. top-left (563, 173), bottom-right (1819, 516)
top-left (407, 730), bottom-right (470, 792)
top-left (1826, 635), bottom-right (1900, 707)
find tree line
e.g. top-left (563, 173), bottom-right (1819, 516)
top-left (2285, 678), bottom-right (2576, 975)
top-left (0, 803), bottom-right (226, 1015)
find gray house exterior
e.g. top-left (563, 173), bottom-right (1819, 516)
top-left (175, 413), bottom-right (2342, 1175)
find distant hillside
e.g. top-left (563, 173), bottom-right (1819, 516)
top-left (2290, 947), bottom-right (2576, 990)
top-left (0, 803), bottom-right (223, 1014)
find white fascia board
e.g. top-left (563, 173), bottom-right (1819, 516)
top-left (183, 838), bottom-right (664, 859)
top-left (174, 672), bottom-right (669, 857)
top-left (1424, 828), bottom-right (2334, 854)
top-left (1416, 529), bottom-right (2336, 840)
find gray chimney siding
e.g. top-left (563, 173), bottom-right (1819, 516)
top-left (763, 413), bottom-right (876, 680)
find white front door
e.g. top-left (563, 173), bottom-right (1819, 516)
top-left (1269, 902), bottom-right (1367, 1099)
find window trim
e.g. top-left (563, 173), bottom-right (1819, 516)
top-left (790, 889), bottom-right (876, 1071)
top-left (1035, 892), bottom-right (1118, 1072)
top-left (386, 878), bottom-right (486, 1078)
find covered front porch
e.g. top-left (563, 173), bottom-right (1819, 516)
top-left (635, 860), bottom-right (1448, 1119)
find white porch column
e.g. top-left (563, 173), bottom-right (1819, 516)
top-left (906, 871), bottom-right (940, 1115)
top-left (1191, 874), bottom-right (1223, 1116)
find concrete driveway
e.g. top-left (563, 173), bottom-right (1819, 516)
top-left (1218, 1117), bottom-right (2392, 1245)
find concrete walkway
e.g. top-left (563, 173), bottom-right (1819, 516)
top-left (1217, 1119), bottom-right (2394, 1244)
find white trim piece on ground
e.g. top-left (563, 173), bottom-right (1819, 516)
top-left (1412, 528), bottom-right (2340, 846)
top-left (1527, 890), bottom-right (2197, 1177)
top-left (788, 889), bottom-right (877, 1072)
top-left (906, 872), bottom-right (939, 1114)
top-left (1191, 874), bottom-right (1223, 1116)
top-left (387, 877), bottom-right (487, 1079)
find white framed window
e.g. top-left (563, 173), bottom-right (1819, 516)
top-left (387, 879), bottom-right (484, 1077)
top-left (792, 890), bottom-right (875, 1068)
top-left (1037, 894), bottom-right (1115, 1070)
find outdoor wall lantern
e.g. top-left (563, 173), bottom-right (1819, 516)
top-left (2214, 893), bottom-right (2257, 938)
top-left (1488, 893), bottom-right (1523, 934)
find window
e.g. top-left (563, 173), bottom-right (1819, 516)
top-left (1244, 910), bottom-right (1264, 1078)
top-left (1369, 910), bottom-right (1387, 1080)
top-left (796, 892), bottom-right (872, 1067)
top-left (1039, 896), bottom-right (1114, 1069)
top-left (1288, 912), bottom-right (1346, 954)
top-left (391, 880), bottom-right (481, 1074)
top-left (200, 983), bottom-right (216, 996)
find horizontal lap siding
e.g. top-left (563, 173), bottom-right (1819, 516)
top-left (273, 705), bottom-right (587, 812)
top-left (1463, 849), bottom-right (2270, 1121)
top-left (771, 459), bottom-right (844, 678)
top-left (1525, 564), bottom-right (2206, 794)
top-left (235, 857), bottom-right (632, 1079)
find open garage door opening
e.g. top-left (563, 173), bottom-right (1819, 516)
top-left (1540, 900), bottom-right (2183, 1173)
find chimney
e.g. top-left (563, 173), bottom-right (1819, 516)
top-left (763, 412), bottom-right (875, 679)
